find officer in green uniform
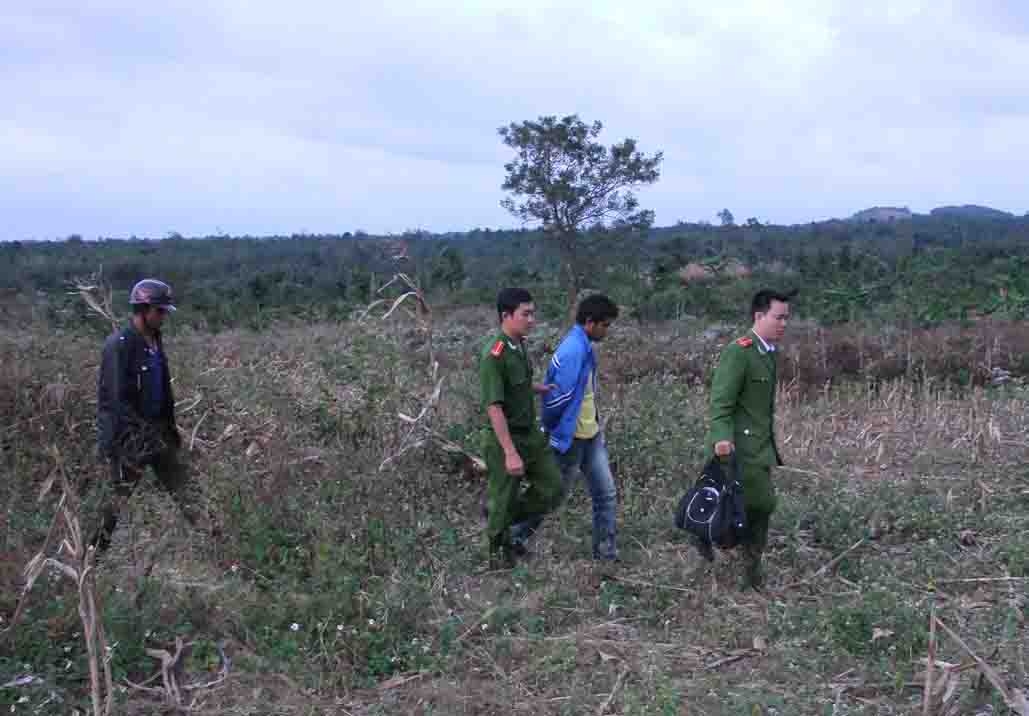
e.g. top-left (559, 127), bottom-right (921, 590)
top-left (704, 288), bottom-right (796, 588)
top-left (479, 288), bottom-right (563, 567)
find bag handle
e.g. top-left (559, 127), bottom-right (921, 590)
top-left (718, 450), bottom-right (741, 484)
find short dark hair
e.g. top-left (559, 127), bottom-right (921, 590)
top-left (751, 288), bottom-right (798, 317)
top-left (576, 293), bottom-right (619, 325)
top-left (496, 287), bottom-right (534, 320)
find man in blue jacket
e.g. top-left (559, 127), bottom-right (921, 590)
top-left (536, 293), bottom-right (621, 562)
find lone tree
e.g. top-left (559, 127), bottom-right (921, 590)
top-left (499, 115), bottom-right (662, 318)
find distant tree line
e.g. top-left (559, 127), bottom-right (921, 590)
top-left (1, 214), bottom-right (1027, 331)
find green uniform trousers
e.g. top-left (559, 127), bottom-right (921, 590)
top-left (739, 462), bottom-right (776, 557)
top-left (483, 429), bottom-right (562, 555)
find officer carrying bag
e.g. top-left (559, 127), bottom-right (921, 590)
top-left (674, 453), bottom-right (748, 549)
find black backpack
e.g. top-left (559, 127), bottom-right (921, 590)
top-left (675, 454), bottom-right (748, 549)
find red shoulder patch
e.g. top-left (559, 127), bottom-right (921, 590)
top-left (489, 340), bottom-right (505, 358)
top-left (735, 336), bottom-right (753, 348)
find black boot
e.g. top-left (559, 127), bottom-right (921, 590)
top-left (489, 545), bottom-right (516, 570)
top-left (692, 536), bottom-right (715, 563)
top-left (486, 531), bottom-right (516, 570)
top-left (742, 508), bottom-right (773, 589)
top-left (743, 545), bottom-right (765, 590)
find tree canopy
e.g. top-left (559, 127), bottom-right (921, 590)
top-left (499, 114), bottom-right (662, 317)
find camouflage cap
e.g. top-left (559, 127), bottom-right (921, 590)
top-left (129, 279), bottom-right (176, 311)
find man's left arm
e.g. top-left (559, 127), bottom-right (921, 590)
top-left (540, 343), bottom-right (581, 426)
top-left (159, 340), bottom-right (182, 446)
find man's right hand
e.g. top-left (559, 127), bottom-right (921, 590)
top-left (504, 449), bottom-right (525, 477)
top-left (714, 441), bottom-right (734, 457)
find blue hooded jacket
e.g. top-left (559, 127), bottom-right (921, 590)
top-left (540, 324), bottom-right (597, 454)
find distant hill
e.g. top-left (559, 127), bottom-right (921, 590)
top-left (850, 207), bottom-right (912, 223)
top-left (930, 205), bottom-right (1014, 220)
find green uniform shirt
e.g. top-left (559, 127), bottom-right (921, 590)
top-left (479, 332), bottom-right (536, 432)
top-left (705, 331), bottom-right (783, 468)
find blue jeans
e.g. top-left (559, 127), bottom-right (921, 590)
top-left (512, 433), bottom-right (618, 560)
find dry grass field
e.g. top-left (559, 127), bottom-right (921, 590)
top-left (2, 309), bottom-right (1028, 715)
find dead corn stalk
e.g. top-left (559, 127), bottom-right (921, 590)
top-left (357, 271), bottom-right (435, 371)
top-left (378, 372), bottom-right (486, 475)
top-left (379, 371), bottom-right (444, 471)
top-left (922, 586), bottom-right (948, 715)
top-left (70, 269), bottom-right (119, 333)
top-left (360, 272), bottom-right (486, 476)
top-left (1, 447), bottom-right (113, 716)
top-left (932, 615), bottom-right (1029, 714)
top-left (920, 603), bottom-right (1029, 716)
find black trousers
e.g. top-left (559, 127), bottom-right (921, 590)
top-left (89, 444), bottom-right (206, 555)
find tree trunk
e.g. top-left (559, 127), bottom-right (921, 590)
top-left (560, 232), bottom-right (579, 324)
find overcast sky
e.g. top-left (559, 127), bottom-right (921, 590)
top-left (3, 1), bottom-right (1027, 240)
